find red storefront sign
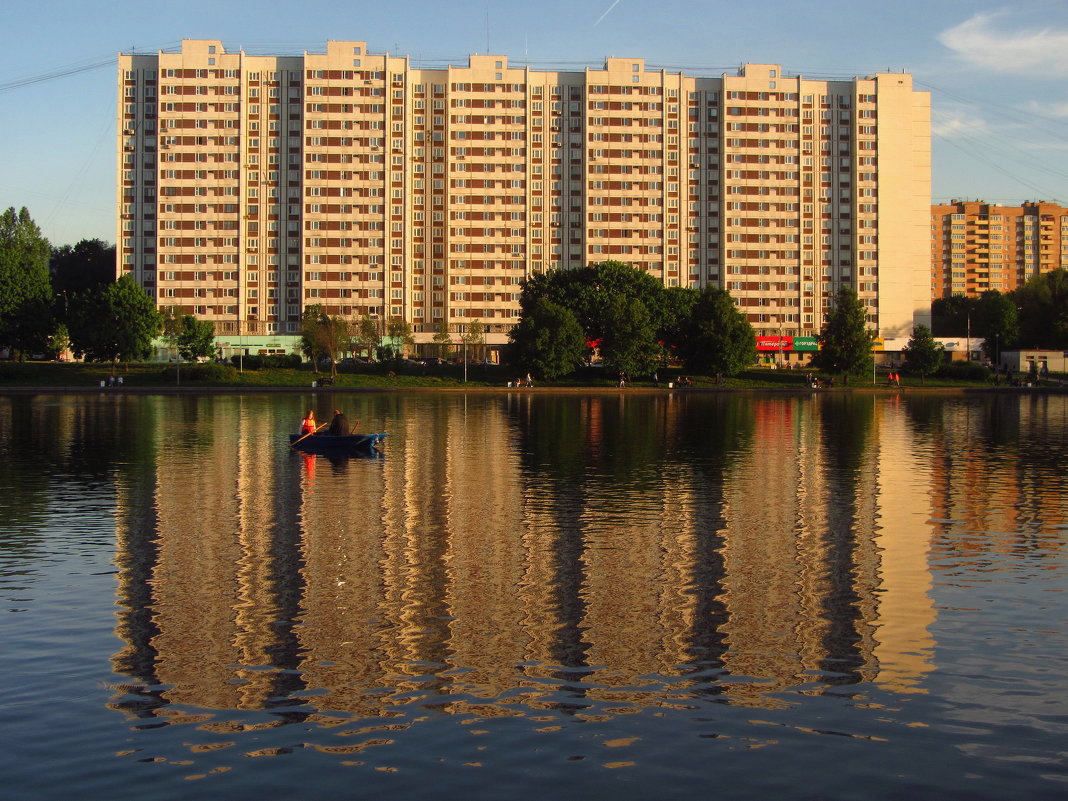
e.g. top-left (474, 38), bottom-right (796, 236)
top-left (756, 336), bottom-right (793, 352)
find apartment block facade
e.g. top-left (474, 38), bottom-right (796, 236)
top-left (931, 200), bottom-right (1068, 298)
top-left (118, 39), bottom-right (931, 353)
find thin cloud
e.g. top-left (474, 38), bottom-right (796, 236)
top-left (1021, 99), bottom-right (1068, 119)
top-left (939, 11), bottom-right (1068, 75)
top-left (932, 104), bottom-right (990, 138)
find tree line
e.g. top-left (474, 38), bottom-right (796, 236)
top-left (299, 308), bottom-right (487, 376)
top-left (508, 260), bottom-right (756, 379)
top-left (900, 274), bottom-right (1068, 383)
top-left (931, 273), bottom-right (1068, 356)
top-left (507, 259), bottom-right (890, 384)
top-left (0, 206), bottom-right (872, 382)
top-left (0, 207), bottom-right (214, 368)
top-left (9, 201), bottom-right (1061, 380)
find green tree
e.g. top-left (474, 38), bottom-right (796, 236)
top-left (812, 286), bottom-right (874, 385)
top-left (69, 275), bottom-right (162, 369)
top-left (48, 323), bottom-right (71, 360)
top-left (6, 295), bottom-right (54, 359)
top-left (0, 207), bottom-right (52, 356)
top-left (973, 290), bottom-right (1019, 361)
top-left (508, 296), bottom-right (586, 379)
top-left (385, 316), bottom-right (415, 359)
top-left (300, 305), bottom-right (349, 376)
top-left (516, 261), bottom-right (669, 348)
top-left (658, 286), bottom-right (699, 363)
top-left (1011, 268), bottom-right (1068, 349)
top-left (166, 312), bottom-right (216, 361)
top-left (678, 287), bottom-right (756, 376)
top-left (50, 239), bottom-right (115, 300)
top-left (161, 306), bottom-right (182, 358)
top-left (930, 295), bottom-right (976, 336)
top-left (903, 324), bottom-right (944, 385)
top-left (432, 319), bottom-right (453, 360)
top-left (599, 295), bottom-right (661, 378)
top-left (299, 306), bottom-right (327, 368)
top-left (516, 260), bottom-right (722, 372)
top-left (352, 314), bottom-right (381, 360)
top-left (570, 261), bottom-right (668, 344)
top-left (460, 318), bottom-right (485, 362)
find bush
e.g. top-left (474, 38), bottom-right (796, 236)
top-left (265, 353), bottom-right (302, 369)
top-left (230, 353), bottom-right (302, 370)
top-left (232, 354), bottom-right (261, 370)
top-left (161, 363), bottom-right (239, 382)
top-left (936, 360), bottom-right (990, 381)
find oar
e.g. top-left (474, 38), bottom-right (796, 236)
top-left (291, 421), bottom-right (328, 448)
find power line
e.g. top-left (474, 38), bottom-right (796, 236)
top-left (933, 129), bottom-right (1064, 202)
top-left (0, 57), bottom-right (115, 93)
top-left (1, 43), bottom-right (181, 94)
top-left (921, 78), bottom-right (1068, 202)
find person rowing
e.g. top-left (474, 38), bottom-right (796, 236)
top-left (328, 409), bottom-right (350, 435)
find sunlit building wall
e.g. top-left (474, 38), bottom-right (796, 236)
top-left (118, 39), bottom-right (931, 351)
top-left (931, 200), bottom-right (1068, 298)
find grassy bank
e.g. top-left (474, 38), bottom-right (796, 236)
top-left (1, 359), bottom-right (1060, 391)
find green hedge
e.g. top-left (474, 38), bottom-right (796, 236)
top-left (160, 363), bottom-right (239, 382)
top-left (230, 353), bottom-right (303, 370)
top-left (937, 360), bottom-right (991, 381)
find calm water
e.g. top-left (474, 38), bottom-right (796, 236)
top-left (1, 390), bottom-right (1066, 800)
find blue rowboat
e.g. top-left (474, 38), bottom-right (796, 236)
top-left (289, 432), bottom-right (387, 452)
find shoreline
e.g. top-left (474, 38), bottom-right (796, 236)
top-left (1, 384), bottom-right (1061, 396)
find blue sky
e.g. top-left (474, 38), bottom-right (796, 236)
top-left (2, 0), bottom-right (1068, 246)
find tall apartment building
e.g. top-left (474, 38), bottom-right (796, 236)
top-left (931, 200), bottom-right (1068, 298)
top-left (118, 39), bottom-right (931, 355)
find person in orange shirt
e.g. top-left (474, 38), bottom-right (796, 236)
top-left (300, 410), bottom-right (317, 435)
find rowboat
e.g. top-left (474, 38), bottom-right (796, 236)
top-left (289, 432), bottom-right (387, 453)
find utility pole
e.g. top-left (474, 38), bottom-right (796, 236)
top-left (966, 308), bottom-right (971, 361)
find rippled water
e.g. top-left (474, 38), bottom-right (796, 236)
top-left (1, 390), bottom-right (1066, 799)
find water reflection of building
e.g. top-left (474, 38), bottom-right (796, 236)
top-left (111, 393), bottom-right (1031, 727)
top-left (870, 396), bottom-right (937, 694)
top-left (112, 396), bottom-right (305, 714)
top-left (709, 397), bottom-right (876, 705)
top-left (924, 395), bottom-right (1066, 570)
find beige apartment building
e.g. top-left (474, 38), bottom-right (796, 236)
top-left (118, 39), bottom-right (931, 356)
top-left (931, 200), bottom-right (1068, 299)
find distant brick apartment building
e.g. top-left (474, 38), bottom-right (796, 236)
top-left (931, 200), bottom-right (1068, 298)
top-left (118, 39), bottom-right (931, 355)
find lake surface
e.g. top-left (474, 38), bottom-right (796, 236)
top-left (1, 389), bottom-right (1066, 800)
